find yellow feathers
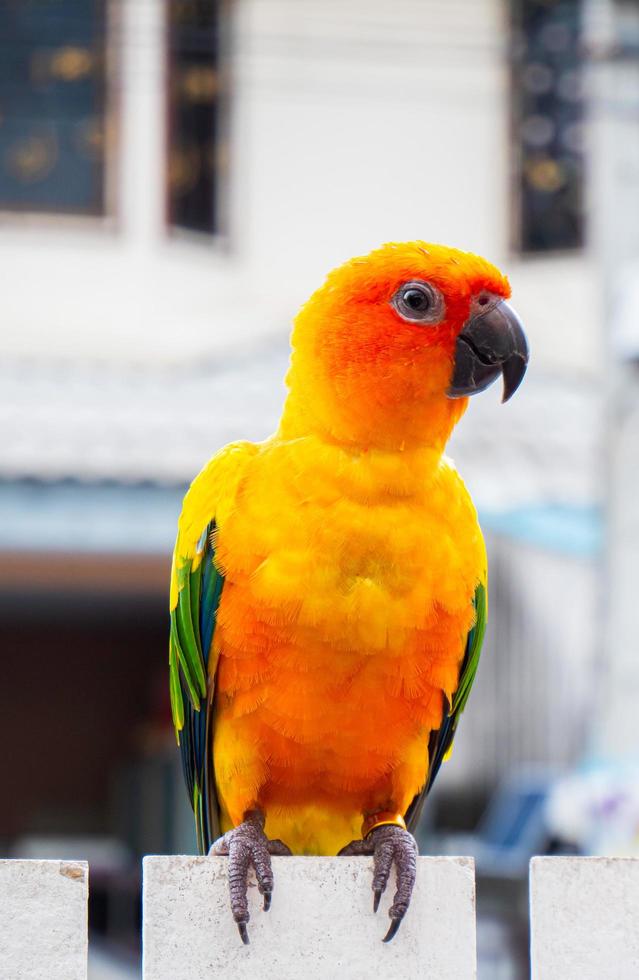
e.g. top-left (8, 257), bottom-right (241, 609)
top-left (174, 432), bottom-right (486, 852)
top-left (170, 441), bottom-right (256, 610)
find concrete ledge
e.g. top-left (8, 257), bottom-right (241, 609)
top-left (530, 856), bottom-right (639, 980)
top-left (143, 855), bottom-right (476, 980)
top-left (0, 859), bottom-right (88, 980)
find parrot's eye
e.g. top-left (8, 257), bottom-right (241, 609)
top-left (391, 280), bottom-right (445, 325)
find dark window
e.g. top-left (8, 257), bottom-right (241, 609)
top-left (167, 0), bottom-right (222, 236)
top-left (512, 0), bottom-right (585, 253)
top-left (0, 0), bottom-right (108, 216)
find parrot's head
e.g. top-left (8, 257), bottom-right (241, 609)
top-left (283, 241), bottom-right (529, 451)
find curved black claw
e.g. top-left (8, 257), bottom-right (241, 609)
top-left (340, 824), bottom-right (418, 942)
top-left (209, 810), bottom-right (292, 944)
top-left (383, 918), bottom-right (402, 944)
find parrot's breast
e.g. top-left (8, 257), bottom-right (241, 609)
top-left (211, 437), bottom-right (486, 854)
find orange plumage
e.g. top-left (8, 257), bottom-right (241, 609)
top-left (171, 242), bottom-right (518, 856)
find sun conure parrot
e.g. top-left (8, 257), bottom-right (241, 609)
top-left (169, 241), bottom-right (529, 943)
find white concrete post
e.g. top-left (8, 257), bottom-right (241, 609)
top-left (530, 857), bottom-right (639, 980)
top-left (143, 855), bottom-right (476, 980)
top-left (0, 860), bottom-right (88, 980)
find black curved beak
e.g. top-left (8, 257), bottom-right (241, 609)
top-left (448, 299), bottom-right (529, 403)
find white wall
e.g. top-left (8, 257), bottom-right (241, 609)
top-left (589, 8), bottom-right (639, 761)
top-left (0, 0), bottom-right (600, 377)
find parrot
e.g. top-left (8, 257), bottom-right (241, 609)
top-left (169, 241), bottom-right (529, 944)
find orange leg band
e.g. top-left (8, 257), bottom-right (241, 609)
top-left (362, 811), bottom-right (407, 838)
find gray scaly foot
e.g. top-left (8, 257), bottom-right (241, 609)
top-left (209, 809), bottom-right (291, 944)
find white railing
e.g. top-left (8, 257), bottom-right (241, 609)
top-left (530, 857), bottom-right (639, 980)
top-left (142, 856), bottom-right (476, 979)
top-left (0, 859), bottom-right (88, 980)
top-left (1, 857), bottom-right (638, 979)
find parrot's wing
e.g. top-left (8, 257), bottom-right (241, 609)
top-left (169, 443), bottom-right (255, 854)
top-left (169, 519), bottom-right (223, 854)
top-left (405, 580), bottom-right (487, 833)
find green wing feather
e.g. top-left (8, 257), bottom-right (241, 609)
top-left (405, 580), bottom-right (487, 832)
top-left (169, 523), bottom-right (224, 854)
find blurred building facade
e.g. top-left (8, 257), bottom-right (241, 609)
top-left (0, 0), bottom-right (610, 861)
top-left (1, 0), bottom-right (599, 370)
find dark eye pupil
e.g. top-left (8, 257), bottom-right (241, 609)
top-left (404, 288), bottom-right (429, 311)
top-left (391, 280), bottom-right (442, 323)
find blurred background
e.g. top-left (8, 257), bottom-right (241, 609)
top-left (1, 0), bottom-right (639, 976)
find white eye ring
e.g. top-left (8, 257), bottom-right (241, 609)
top-left (391, 280), bottom-right (445, 324)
